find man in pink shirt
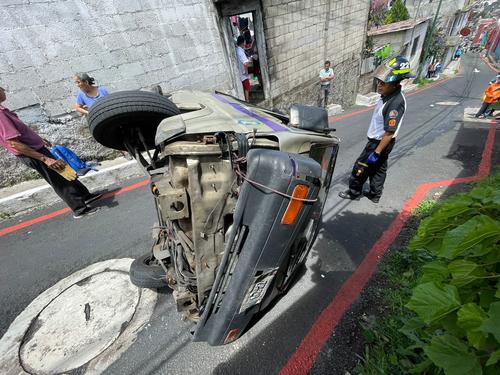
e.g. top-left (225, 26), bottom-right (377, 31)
top-left (0, 86), bottom-right (100, 218)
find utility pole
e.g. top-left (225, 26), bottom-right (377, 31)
top-left (417, 0), bottom-right (444, 77)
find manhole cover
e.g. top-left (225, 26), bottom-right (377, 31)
top-left (0, 258), bottom-right (157, 375)
top-left (20, 271), bottom-right (138, 374)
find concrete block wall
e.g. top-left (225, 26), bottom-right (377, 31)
top-left (1, 0), bottom-right (230, 115)
top-left (326, 0), bottom-right (369, 108)
top-left (0, 0), bottom-right (232, 187)
top-left (262, 0), bottom-right (370, 111)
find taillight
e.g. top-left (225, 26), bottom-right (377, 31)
top-left (224, 328), bottom-right (241, 344)
top-left (281, 184), bottom-right (309, 225)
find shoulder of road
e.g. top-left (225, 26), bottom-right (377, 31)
top-left (0, 155), bottom-right (143, 220)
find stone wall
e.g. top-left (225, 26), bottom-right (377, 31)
top-left (0, 0), bottom-right (232, 187)
top-left (262, 0), bottom-right (369, 110)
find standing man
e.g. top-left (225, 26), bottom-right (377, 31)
top-left (318, 60), bottom-right (334, 108)
top-left (236, 35), bottom-right (251, 102)
top-left (0, 86), bottom-right (101, 218)
top-left (339, 56), bottom-right (413, 203)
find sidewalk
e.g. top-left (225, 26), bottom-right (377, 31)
top-left (355, 60), bottom-right (462, 107)
top-left (0, 155), bottom-right (144, 220)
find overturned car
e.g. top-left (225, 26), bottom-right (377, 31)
top-left (89, 89), bottom-right (339, 345)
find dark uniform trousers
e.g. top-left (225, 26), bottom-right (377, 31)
top-left (348, 138), bottom-right (395, 198)
top-left (17, 147), bottom-right (90, 215)
top-left (475, 102), bottom-right (490, 117)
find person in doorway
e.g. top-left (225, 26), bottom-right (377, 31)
top-left (474, 74), bottom-right (500, 118)
top-left (74, 73), bottom-right (109, 116)
top-left (339, 56), bottom-right (413, 203)
top-left (0, 86), bottom-right (101, 218)
top-left (318, 60), bottom-right (334, 108)
top-left (236, 35), bottom-right (251, 102)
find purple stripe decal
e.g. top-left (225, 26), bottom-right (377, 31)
top-left (212, 94), bottom-right (289, 132)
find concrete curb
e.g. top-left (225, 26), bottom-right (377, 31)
top-left (0, 160), bottom-right (144, 220)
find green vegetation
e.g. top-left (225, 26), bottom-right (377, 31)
top-left (423, 29), bottom-right (447, 64)
top-left (384, 0), bottom-right (410, 25)
top-left (414, 77), bottom-right (433, 87)
top-left (355, 174), bottom-right (500, 375)
top-left (368, 0), bottom-right (410, 28)
top-left (0, 211), bottom-right (13, 220)
top-left (374, 44), bottom-right (394, 60)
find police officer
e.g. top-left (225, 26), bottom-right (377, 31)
top-left (339, 56), bottom-right (413, 203)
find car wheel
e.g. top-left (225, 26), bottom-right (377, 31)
top-left (88, 90), bottom-right (180, 151)
top-left (129, 253), bottom-right (168, 289)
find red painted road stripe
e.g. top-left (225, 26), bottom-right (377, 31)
top-left (279, 121), bottom-right (496, 375)
top-left (0, 179), bottom-right (149, 237)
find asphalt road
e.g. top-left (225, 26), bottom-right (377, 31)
top-left (1, 55), bottom-right (498, 375)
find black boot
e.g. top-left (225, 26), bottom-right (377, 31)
top-left (339, 190), bottom-right (361, 200)
top-left (363, 190), bottom-right (381, 203)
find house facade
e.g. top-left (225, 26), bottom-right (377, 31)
top-left (359, 18), bottom-right (429, 94)
top-left (0, 0), bottom-right (370, 186)
top-left (404, 0), bottom-right (471, 67)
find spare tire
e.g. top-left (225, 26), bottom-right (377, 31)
top-left (130, 253), bottom-right (168, 289)
top-left (88, 90), bottom-right (180, 151)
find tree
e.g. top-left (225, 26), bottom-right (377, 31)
top-left (427, 31), bottom-right (446, 61)
top-left (369, 0), bottom-right (389, 28)
top-left (384, 0), bottom-right (410, 25)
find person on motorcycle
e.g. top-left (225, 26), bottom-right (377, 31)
top-left (339, 56), bottom-right (413, 203)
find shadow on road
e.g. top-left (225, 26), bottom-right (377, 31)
top-left (211, 122), bottom-right (497, 374)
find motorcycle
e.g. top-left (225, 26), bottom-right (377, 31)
top-left (88, 89), bottom-right (339, 345)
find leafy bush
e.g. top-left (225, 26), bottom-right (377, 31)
top-left (374, 44), bottom-right (394, 60)
top-left (384, 0), bottom-right (410, 25)
top-left (405, 175), bottom-right (500, 374)
top-left (414, 77), bottom-right (432, 86)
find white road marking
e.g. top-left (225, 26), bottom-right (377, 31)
top-left (435, 101), bottom-right (460, 106)
top-left (0, 258), bottom-right (157, 375)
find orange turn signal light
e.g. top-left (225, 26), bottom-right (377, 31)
top-left (281, 184), bottom-right (309, 225)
